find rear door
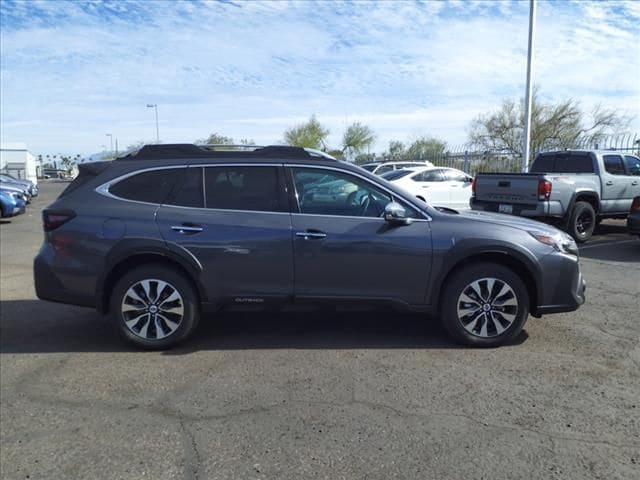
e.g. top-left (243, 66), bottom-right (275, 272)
top-left (624, 155), bottom-right (640, 201)
top-left (601, 154), bottom-right (631, 212)
top-left (156, 164), bottom-right (294, 304)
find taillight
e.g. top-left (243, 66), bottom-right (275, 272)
top-left (43, 209), bottom-right (76, 232)
top-left (538, 180), bottom-right (552, 201)
top-left (471, 176), bottom-right (477, 196)
top-left (631, 197), bottom-right (640, 212)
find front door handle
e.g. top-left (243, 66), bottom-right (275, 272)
top-left (632, 181), bottom-right (639, 186)
top-left (171, 225), bottom-right (203, 234)
top-left (296, 230), bottom-right (327, 240)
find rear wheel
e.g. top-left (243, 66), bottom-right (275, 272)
top-left (110, 264), bottom-right (199, 349)
top-left (568, 201), bottom-right (596, 243)
top-left (440, 263), bottom-right (529, 347)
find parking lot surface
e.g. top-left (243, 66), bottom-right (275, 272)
top-left (1, 182), bottom-right (639, 480)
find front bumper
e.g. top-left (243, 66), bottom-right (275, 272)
top-left (532, 253), bottom-right (586, 316)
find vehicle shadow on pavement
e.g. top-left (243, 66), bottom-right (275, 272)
top-left (579, 222), bottom-right (639, 263)
top-left (0, 300), bottom-right (528, 354)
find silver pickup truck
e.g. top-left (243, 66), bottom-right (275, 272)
top-left (470, 150), bottom-right (640, 242)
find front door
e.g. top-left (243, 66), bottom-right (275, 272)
top-left (288, 166), bottom-right (432, 306)
top-left (156, 164), bottom-right (294, 304)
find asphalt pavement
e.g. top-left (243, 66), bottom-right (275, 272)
top-left (1, 182), bottom-right (639, 480)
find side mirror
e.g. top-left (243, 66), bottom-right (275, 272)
top-left (384, 202), bottom-right (412, 225)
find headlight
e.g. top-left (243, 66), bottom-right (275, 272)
top-left (528, 230), bottom-right (578, 255)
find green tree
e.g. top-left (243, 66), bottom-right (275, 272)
top-left (469, 89), bottom-right (632, 165)
top-left (196, 133), bottom-right (254, 150)
top-left (341, 122), bottom-right (376, 160)
top-left (405, 136), bottom-right (447, 161)
top-left (382, 140), bottom-right (406, 161)
top-left (283, 115), bottom-right (330, 150)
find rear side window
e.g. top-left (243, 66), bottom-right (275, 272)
top-left (603, 155), bottom-right (625, 175)
top-left (169, 167), bottom-right (204, 207)
top-left (413, 170), bottom-right (444, 182)
top-left (204, 166), bottom-right (285, 212)
top-left (109, 168), bottom-right (182, 204)
top-left (381, 170), bottom-right (414, 181)
top-left (624, 156), bottom-right (640, 176)
top-left (531, 153), bottom-right (594, 173)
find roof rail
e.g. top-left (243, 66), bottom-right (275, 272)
top-left (117, 143), bottom-right (338, 161)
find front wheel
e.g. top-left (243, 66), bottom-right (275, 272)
top-left (440, 263), bottom-right (529, 347)
top-left (110, 264), bottom-right (200, 350)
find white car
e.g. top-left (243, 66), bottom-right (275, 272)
top-left (360, 161), bottom-right (433, 175)
top-left (384, 167), bottom-right (473, 209)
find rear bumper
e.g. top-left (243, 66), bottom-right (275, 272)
top-left (470, 198), bottom-right (562, 218)
top-left (34, 247), bottom-right (96, 308)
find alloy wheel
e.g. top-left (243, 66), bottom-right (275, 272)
top-left (456, 277), bottom-right (518, 338)
top-left (121, 279), bottom-right (184, 340)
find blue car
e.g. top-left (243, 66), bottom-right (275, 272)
top-left (0, 189), bottom-right (26, 217)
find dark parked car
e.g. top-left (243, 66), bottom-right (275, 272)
top-left (0, 174), bottom-right (38, 197)
top-left (34, 144), bottom-right (586, 349)
top-left (628, 196), bottom-right (640, 238)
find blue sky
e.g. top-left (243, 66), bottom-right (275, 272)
top-left (1, 0), bottom-right (639, 156)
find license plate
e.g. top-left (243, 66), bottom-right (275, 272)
top-left (498, 204), bottom-right (513, 214)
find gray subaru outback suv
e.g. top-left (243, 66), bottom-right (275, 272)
top-left (34, 144), bottom-right (586, 349)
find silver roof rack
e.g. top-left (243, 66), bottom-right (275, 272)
top-left (303, 148), bottom-right (337, 160)
top-left (196, 144), bottom-right (266, 151)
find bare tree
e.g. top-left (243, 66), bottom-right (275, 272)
top-left (469, 89), bottom-right (632, 164)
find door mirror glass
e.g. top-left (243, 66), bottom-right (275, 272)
top-left (384, 202), bottom-right (412, 225)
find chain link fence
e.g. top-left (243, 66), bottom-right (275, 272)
top-left (419, 132), bottom-right (640, 174)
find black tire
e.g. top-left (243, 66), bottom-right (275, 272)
top-left (440, 262), bottom-right (529, 347)
top-left (568, 201), bottom-right (596, 243)
top-left (110, 264), bottom-right (199, 350)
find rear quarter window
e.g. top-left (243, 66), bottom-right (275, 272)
top-left (531, 153), bottom-right (594, 173)
top-left (109, 168), bottom-right (183, 204)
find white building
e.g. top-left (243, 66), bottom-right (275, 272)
top-left (0, 143), bottom-right (38, 184)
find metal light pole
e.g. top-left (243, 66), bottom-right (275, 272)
top-left (105, 133), bottom-right (113, 155)
top-left (147, 104), bottom-right (159, 143)
top-left (522, 0), bottom-right (537, 173)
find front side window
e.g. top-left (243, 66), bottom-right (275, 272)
top-left (603, 155), bottom-right (626, 175)
top-left (443, 169), bottom-right (468, 182)
top-left (204, 166), bottom-right (285, 212)
top-left (292, 168), bottom-right (393, 218)
top-left (109, 168), bottom-right (182, 204)
top-left (624, 156), bottom-right (640, 176)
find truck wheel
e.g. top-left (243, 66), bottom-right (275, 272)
top-left (440, 262), bottom-right (529, 347)
top-left (110, 264), bottom-right (200, 350)
top-left (569, 201), bottom-right (595, 243)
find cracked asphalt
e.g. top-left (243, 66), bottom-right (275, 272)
top-left (1, 182), bottom-right (639, 480)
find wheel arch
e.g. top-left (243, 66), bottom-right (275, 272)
top-left (431, 250), bottom-right (540, 317)
top-left (97, 246), bottom-right (206, 313)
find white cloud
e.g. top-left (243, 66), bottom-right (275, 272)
top-left (0, 0), bottom-right (638, 155)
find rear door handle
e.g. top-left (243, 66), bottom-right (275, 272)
top-left (632, 181), bottom-right (639, 186)
top-left (171, 225), bottom-right (203, 234)
top-left (605, 181), bottom-right (614, 186)
top-left (296, 230), bottom-right (327, 240)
